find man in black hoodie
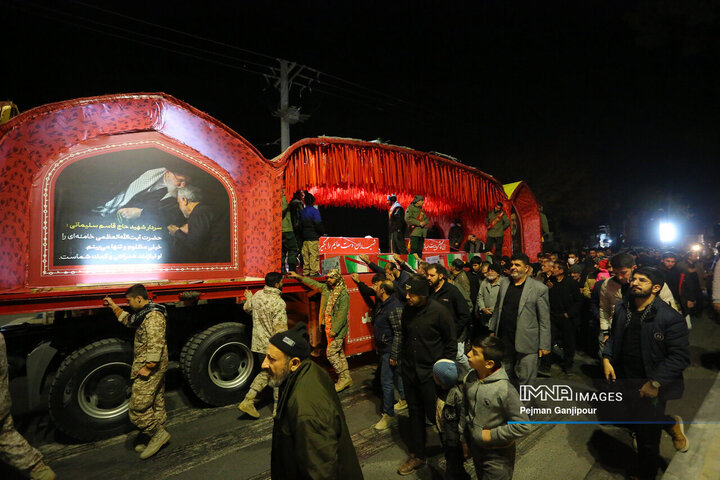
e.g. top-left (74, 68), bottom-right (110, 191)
top-left (427, 264), bottom-right (472, 377)
top-left (397, 275), bottom-right (456, 476)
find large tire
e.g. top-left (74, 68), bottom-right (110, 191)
top-left (49, 338), bottom-right (134, 441)
top-left (180, 322), bottom-right (256, 406)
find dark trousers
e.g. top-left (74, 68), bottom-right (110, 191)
top-left (409, 236), bottom-right (425, 256)
top-left (485, 236), bottom-right (503, 259)
top-left (551, 314), bottom-right (576, 370)
top-left (281, 231), bottom-right (299, 271)
top-left (440, 423), bottom-right (470, 480)
top-left (402, 371), bottom-right (437, 458)
top-left (390, 230), bottom-right (408, 254)
top-left (442, 441), bottom-right (470, 479)
top-left (621, 384), bottom-right (672, 480)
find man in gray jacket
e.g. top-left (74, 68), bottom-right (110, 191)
top-left (489, 253), bottom-right (551, 386)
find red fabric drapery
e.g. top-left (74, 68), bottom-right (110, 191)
top-left (278, 137), bottom-right (507, 221)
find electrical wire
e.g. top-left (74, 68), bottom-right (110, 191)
top-left (69, 0), bottom-right (428, 112)
top-left (7, 1), bottom-right (428, 116)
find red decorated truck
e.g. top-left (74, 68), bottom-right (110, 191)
top-left (0, 93), bottom-right (539, 441)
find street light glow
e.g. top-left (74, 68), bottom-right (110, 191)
top-left (659, 222), bottom-right (677, 243)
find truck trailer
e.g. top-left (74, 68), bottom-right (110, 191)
top-left (0, 93), bottom-right (536, 441)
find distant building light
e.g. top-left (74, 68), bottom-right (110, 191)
top-left (659, 222), bottom-right (677, 243)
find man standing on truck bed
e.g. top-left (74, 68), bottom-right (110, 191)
top-left (405, 195), bottom-right (428, 258)
top-left (281, 189), bottom-right (300, 274)
top-left (237, 272), bottom-right (288, 419)
top-left (288, 269), bottom-right (353, 392)
top-left (486, 202), bottom-right (510, 260)
top-left (299, 191), bottom-right (324, 277)
top-left (0, 333), bottom-right (56, 479)
top-left (104, 284), bottom-right (170, 459)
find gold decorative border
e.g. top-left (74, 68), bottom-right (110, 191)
top-left (40, 138), bottom-right (240, 277)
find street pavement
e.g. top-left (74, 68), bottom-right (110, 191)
top-left (3, 311), bottom-right (719, 480)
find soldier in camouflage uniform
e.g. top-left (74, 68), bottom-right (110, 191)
top-left (105, 283), bottom-right (170, 459)
top-left (288, 269), bottom-right (353, 392)
top-left (0, 332), bottom-right (56, 479)
top-left (237, 272), bottom-right (288, 418)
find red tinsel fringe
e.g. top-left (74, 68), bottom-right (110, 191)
top-left (282, 139), bottom-right (507, 220)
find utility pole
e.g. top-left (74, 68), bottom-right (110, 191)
top-left (279, 60), bottom-right (290, 152)
top-left (274, 60), bottom-right (309, 154)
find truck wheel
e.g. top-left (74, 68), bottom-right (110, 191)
top-left (49, 338), bottom-right (134, 441)
top-left (181, 322), bottom-right (256, 406)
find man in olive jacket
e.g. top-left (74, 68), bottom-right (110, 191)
top-left (265, 323), bottom-right (363, 480)
top-left (486, 202), bottom-right (510, 259)
top-left (289, 269), bottom-right (353, 392)
top-left (405, 195), bottom-right (428, 257)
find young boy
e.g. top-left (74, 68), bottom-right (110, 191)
top-left (464, 336), bottom-right (531, 479)
top-left (433, 359), bottom-right (470, 480)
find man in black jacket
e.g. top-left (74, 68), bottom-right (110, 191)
top-left (427, 263), bottom-right (472, 376)
top-left (168, 185), bottom-right (230, 263)
top-left (548, 261), bottom-right (583, 375)
top-left (467, 257), bottom-right (486, 311)
top-left (659, 252), bottom-right (682, 309)
top-left (266, 323), bottom-right (363, 480)
top-left (387, 194), bottom-right (407, 254)
top-left (397, 275), bottom-right (456, 476)
top-left (448, 218), bottom-right (464, 252)
top-left (603, 268), bottom-right (690, 480)
top-left (299, 192), bottom-right (325, 276)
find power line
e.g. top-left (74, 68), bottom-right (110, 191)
top-left (7, 0), bottom-right (434, 126)
top-left (8, 3), bottom-right (272, 79)
top-left (69, 0), bottom-right (428, 112)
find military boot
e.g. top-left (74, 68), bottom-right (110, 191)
top-left (238, 396), bottom-right (260, 418)
top-left (139, 428), bottom-right (170, 459)
top-left (334, 372), bottom-right (353, 392)
top-left (29, 462), bottom-right (56, 480)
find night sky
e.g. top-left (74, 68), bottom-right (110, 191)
top-left (4, 0), bottom-right (720, 244)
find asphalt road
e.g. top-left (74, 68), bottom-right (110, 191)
top-left (3, 311), bottom-right (720, 480)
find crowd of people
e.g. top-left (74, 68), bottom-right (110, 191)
top-left (2, 191), bottom-right (717, 480)
top-left (243, 238), bottom-right (707, 479)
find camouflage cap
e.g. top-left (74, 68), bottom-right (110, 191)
top-left (326, 269), bottom-right (342, 280)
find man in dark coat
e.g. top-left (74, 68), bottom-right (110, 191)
top-left (547, 261), bottom-right (583, 375)
top-left (397, 275), bottom-right (456, 475)
top-left (266, 323), bottom-right (363, 480)
top-left (427, 264), bottom-right (472, 376)
top-left (659, 252), bottom-right (682, 309)
top-left (299, 192), bottom-right (325, 276)
top-left (603, 267), bottom-right (690, 480)
top-left (168, 185), bottom-right (229, 263)
top-left (448, 218), bottom-right (464, 252)
top-left (387, 194), bottom-right (407, 254)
